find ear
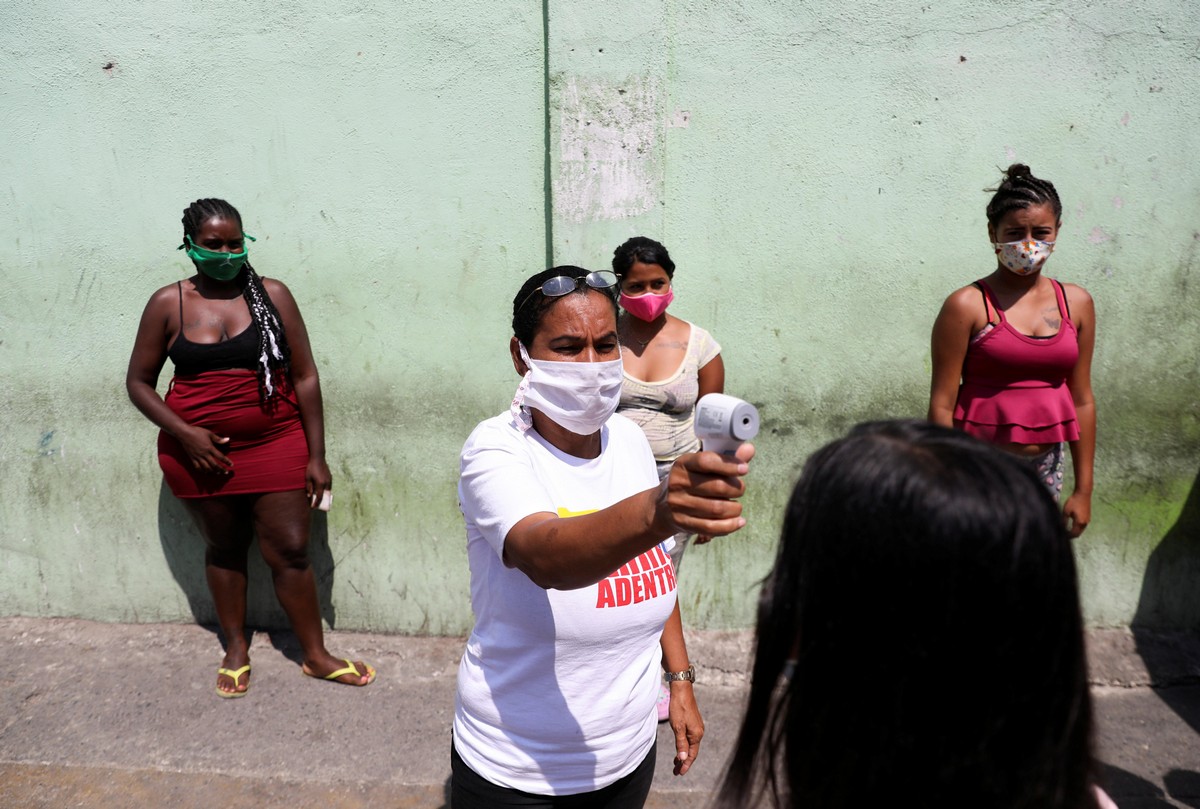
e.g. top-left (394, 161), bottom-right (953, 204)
top-left (987, 222), bottom-right (997, 244)
top-left (510, 336), bottom-right (529, 377)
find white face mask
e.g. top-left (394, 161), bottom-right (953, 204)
top-left (511, 343), bottom-right (624, 436)
top-left (994, 239), bottom-right (1055, 276)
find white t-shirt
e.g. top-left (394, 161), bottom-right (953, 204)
top-left (454, 412), bottom-right (675, 796)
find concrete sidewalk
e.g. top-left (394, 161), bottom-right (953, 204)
top-left (1, 618), bottom-right (1197, 808)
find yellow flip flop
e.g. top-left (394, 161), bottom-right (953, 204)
top-left (302, 658), bottom-right (376, 686)
top-left (216, 664), bottom-right (251, 698)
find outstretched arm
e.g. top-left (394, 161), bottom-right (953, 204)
top-left (501, 443), bottom-right (755, 590)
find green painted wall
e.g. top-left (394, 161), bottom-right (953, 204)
top-left (2, 0), bottom-right (1198, 633)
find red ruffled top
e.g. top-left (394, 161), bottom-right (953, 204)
top-left (953, 280), bottom-right (1080, 444)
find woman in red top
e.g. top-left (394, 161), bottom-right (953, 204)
top-left (929, 165), bottom-right (1096, 537)
top-left (127, 198), bottom-right (374, 696)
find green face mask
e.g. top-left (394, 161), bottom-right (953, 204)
top-left (180, 233), bottom-right (256, 281)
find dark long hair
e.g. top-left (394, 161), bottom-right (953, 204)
top-left (181, 198), bottom-right (291, 401)
top-left (716, 420), bottom-right (1096, 809)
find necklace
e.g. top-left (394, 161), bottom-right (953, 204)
top-left (621, 324), bottom-right (653, 349)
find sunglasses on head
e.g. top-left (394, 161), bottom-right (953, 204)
top-left (517, 271), bottom-right (618, 314)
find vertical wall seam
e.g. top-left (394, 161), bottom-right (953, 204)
top-left (664, 0), bottom-right (676, 242)
top-left (542, 0), bottom-right (554, 269)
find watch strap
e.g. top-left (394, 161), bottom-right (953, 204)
top-left (664, 664), bottom-right (696, 683)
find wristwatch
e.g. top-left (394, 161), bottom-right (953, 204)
top-left (663, 664), bottom-right (696, 683)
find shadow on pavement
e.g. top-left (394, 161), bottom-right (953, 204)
top-left (1099, 762), bottom-right (1200, 807)
top-left (1163, 770), bottom-right (1200, 809)
top-left (1100, 762), bottom-right (1177, 808)
top-left (439, 774), bottom-right (451, 809)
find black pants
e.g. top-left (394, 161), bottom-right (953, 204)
top-left (450, 742), bottom-right (656, 809)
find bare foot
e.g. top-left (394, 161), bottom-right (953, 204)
top-left (301, 654), bottom-right (375, 686)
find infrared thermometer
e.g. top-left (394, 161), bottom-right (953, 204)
top-left (694, 393), bottom-right (760, 456)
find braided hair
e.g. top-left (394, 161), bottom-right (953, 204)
top-left (181, 198), bottom-right (291, 401)
top-left (985, 164), bottom-right (1062, 227)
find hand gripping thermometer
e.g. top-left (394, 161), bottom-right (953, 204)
top-left (694, 393), bottom-right (759, 455)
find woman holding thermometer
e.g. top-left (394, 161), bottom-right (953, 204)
top-left (452, 266), bottom-right (753, 807)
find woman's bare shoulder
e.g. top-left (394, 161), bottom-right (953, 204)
top-left (940, 282), bottom-right (986, 313)
top-left (143, 279), bottom-right (185, 312)
top-left (663, 313), bottom-right (692, 335)
top-left (1059, 280), bottom-right (1093, 306)
top-left (261, 276), bottom-right (301, 304)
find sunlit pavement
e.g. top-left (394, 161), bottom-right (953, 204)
top-left (1, 618), bottom-right (1196, 808)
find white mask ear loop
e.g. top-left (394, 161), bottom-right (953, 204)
top-left (510, 343), bottom-right (535, 432)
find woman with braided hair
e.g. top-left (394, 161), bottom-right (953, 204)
top-left (127, 198), bottom-right (373, 697)
top-left (929, 164), bottom-right (1097, 537)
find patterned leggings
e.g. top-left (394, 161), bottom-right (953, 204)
top-left (1025, 442), bottom-right (1065, 501)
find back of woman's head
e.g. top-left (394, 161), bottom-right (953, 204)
top-left (719, 420), bottom-right (1094, 809)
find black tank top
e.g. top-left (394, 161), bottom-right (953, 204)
top-left (168, 281), bottom-right (260, 376)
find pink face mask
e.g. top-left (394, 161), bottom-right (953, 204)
top-left (619, 288), bottom-right (674, 322)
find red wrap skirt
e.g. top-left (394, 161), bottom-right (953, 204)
top-left (158, 369), bottom-right (309, 498)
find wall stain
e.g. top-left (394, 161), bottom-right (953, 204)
top-left (37, 430), bottom-right (60, 459)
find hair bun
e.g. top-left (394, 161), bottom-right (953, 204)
top-left (985, 164), bottom-right (1060, 224)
